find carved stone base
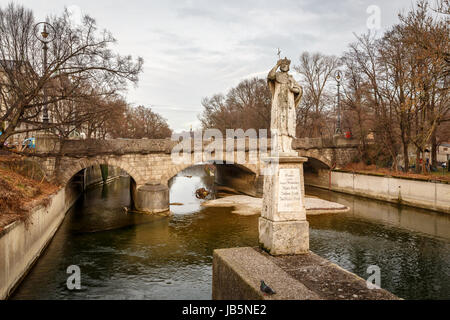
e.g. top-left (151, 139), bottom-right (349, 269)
top-left (259, 217), bottom-right (309, 255)
top-left (261, 156), bottom-right (308, 221)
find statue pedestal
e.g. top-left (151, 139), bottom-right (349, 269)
top-left (259, 156), bottom-right (309, 255)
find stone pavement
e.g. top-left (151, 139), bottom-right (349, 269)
top-left (212, 247), bottom-right (400, 300)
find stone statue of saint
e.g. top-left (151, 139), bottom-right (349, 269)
top-left (267, 57), bottom-right (302, 156)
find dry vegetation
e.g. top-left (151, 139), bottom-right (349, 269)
top-left (342, 161), bottom-right (450, 182)
top-left (0, 3), bottom-right (171, 144)
top-left (0, 154), bottom-right (59, 231)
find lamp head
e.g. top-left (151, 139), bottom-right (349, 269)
top-left (41, 25), bottom-right (49, 39)
top-left (34, 22), bottom-right (55, 43)
top-left (335, 70), bottom-right (342, 82)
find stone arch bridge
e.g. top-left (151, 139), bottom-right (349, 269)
top-left (30, 135), bottom-right (358, 213)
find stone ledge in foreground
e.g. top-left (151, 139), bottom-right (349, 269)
top-left (212, 247), bottom-right (399, 300)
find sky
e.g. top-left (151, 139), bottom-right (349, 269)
top-left (4, 0), bottom-right (416, 132)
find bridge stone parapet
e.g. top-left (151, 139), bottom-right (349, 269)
top-left (36, 137), bottom-right (176, 156)
top-left (35, 136), bottom-right (358, 164)
top-left (294, 136), bottom-right (359, 150)
top-left (32, 136), bottom-right (359, 185)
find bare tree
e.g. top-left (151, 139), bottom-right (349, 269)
top-left (109, 105), bottom-right (172, 139)
top-left (398, 0), bottom-right (449, 167)
top-left (341, 51), bottom-right (373, 162)
top-left (294, 52), bottom-right (340, 137)
top-left (0, 3), bottom-right (143, 147)
top-left (339, 1), bottom-right (449, 172)
top-left (340, 35), bottom-right (394, 168)
top-left (199, 78), bottom-right (271, 133)
top-left (432, 0), bottom-right (450, 15)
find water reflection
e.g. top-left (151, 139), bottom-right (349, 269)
top-left (11, 166), bottom-right (258, 300)
top-left (306, 186), bottom-right (450, 240)
top-left (168, 165), bottom-right (216, 215)
top-left (10, 167), bottom-right (450, 300)
top-left (306, 186), bottom-right (450, 299)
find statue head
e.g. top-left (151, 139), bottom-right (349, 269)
top-left (279, 57), bottom-right (291, 72)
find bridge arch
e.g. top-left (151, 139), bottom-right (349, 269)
top-left (161, 158), bottom-right (259, 186)
top-left (296, 151), bottom-right (332, 169)
top-left (57, 156), bottom-right (141, 187)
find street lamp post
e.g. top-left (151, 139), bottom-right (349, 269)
top-left (34, 22), bottom-right (55, 124)
top-left (334, 70), bottom-right (342, 135)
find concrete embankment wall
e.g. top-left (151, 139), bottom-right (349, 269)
top-left (0, 184), bottom-right (79, 299)
top-left (0, 164), bottom-right (124, 299)
top-left (305, 170), bottom-right (450, 213)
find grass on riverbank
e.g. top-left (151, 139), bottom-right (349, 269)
top-left (0, 153), bottom-right (59, 231)
top-left (342, 162), bottom-right (450, 182)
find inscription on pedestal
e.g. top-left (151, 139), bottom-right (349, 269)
top-left (278, 168), bottom-right (302, 212)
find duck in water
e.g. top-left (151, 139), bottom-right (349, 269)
top-left (195, 188), bottom-right (209, 199)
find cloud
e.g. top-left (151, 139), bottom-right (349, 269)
top-left (67, 4), bottom-right (82, 27)
top-left (21, 0), bottom-right (414, 132)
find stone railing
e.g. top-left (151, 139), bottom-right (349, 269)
top-left (34, 136), bottom-right (359, 156)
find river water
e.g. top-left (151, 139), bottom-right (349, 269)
top-left (11, 166), bottom-right (450, 300)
